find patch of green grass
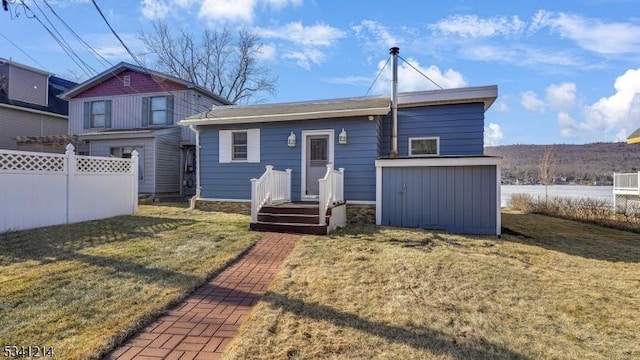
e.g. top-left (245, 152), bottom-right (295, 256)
top-left (0, 204), bottom-right (258, 360)
top-left (224, 211), bottom-right (640, 360)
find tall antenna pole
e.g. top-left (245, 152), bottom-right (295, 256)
top-left (390, 47), bottom-right (399, 158)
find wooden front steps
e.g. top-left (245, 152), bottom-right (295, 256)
top-left (250, 203), bottom-right (331, 235)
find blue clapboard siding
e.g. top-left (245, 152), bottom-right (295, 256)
top-left (381, 165), bottom-right (497, 234)
top-left (381, 103), bottom-right (485, 157)
top-left (198, 116), bottom-right (379, 201)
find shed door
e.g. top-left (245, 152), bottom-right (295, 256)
top-left (381, 166), bottom-right (497, 234)
top-left (305, 135), bottom-right (329, 196)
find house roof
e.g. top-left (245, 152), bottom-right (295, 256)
top-left (0, 58), bottom-right (52, 76)
top-left (60, 62), bottom-right (232, 105)
top-left (0, 60), bottom-right (77, 117)
top-left (628, 128), bottom-right (640, 145)
top-left (179, 85), bottom-right (497, 126)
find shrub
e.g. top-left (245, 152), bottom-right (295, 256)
top-left (507, 193), bottom-right (640, 233)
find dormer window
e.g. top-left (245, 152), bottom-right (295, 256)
top-left (123, 75), bottom-right (131, 87)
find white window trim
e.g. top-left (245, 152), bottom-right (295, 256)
top-left (408, 136), bottom-right (440, 157)
top-left (219, 129), bottom-right (260, 164)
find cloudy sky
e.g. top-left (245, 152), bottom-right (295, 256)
top-left (2, 0), bottom-right (640, 146)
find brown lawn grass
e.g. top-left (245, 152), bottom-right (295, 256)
top-left (0, 204), bottom-right (258, 360)
top-left (224, 210), bottom-right (640, 360)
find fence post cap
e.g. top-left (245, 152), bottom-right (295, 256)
top-left (131, 150), bottom-right (139, 158)
top-left (286, 168), bottom-right (292, 173)
top-left (65, 143), bottom-right (75, 154)
top-left (250, 178), bottom-right (258, 182)
top-left (265, 165), bottom-right (274, 170)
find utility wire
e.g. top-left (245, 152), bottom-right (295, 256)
top-left (29, 0), bottom-right (97, 75)
top-left (365, 56), bottom-right (390, 96)
top-left (89, 0), bottom-right (215, 112)
top-left (17, 0), bottom-right (94, 78)
top-left (90, 0), bottom-right (144, 68)
top-left (42, 0), bottom-right (112, 69)
top-left (0, 31), bottom-right (46, 69)
top-left (398, 55), bottom-right (443, 90)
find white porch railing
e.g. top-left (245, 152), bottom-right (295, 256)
top-left (613, 172), bottom-right (640, 194)
top-left (250, 165), bottom-right (292, 223)
top-left (318, 164), bottom-right (345, 226)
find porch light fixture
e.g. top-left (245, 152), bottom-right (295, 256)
top-left (288, 132), bottom-right (296, 147)
top-left (339, 128), bottom-right (347, 144)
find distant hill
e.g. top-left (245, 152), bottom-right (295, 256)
top-left (484, 142), bottom-right (640, 185)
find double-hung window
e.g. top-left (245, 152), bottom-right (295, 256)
top-left (232, 131), bottom-right (248, 161)
top-left (150, 96), bottom-right (167, 125)
top-left (83, 100), bottom-right (112, 129)
top-left (142, 95), bottom-right (174, 126)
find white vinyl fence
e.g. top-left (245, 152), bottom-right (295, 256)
top-left (0, 144), bottom-right (138, 233)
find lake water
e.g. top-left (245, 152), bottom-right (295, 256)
top-left (501, 185), bottom-right (613, 207)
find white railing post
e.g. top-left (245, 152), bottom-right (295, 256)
top-left (131, 150), bottom-right (139, 214)
top-left (286, 169), bottom-right (292, 202)
top-left (250, 177), bottom-right (259, 223)
top-left (338, 167), bottom-right (344, 203)
top-left (65, 143), bottom-right (76, 224)
top-left (265, 165), bottom-right (273, 205)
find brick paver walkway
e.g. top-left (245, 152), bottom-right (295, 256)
top-left (105, 232), bottom-right (301, 360)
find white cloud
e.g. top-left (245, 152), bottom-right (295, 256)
top-left (582, 68), bottom-right (640, 133)
top-left (462, 44), bottom-right (580, 68)
top-left (325, 76), bottom-right (371, 87)
top-left (352, 20), bottom-right (402, 49)
top-left (256, 22), bottom-right (345, 69)
top-left (199, 0), bottom-right (256, 22)
top-left (556, 69), bottom-right (640, 141)
top-left (531, 10), bottom-right (640, 55)
top-left (615, 129), bottom-right (629, 142)
top-left (256, 22), bottom-right (345, 47)
top-left (196, 0), bottom-right (303, 23)
top-left (372, 58), bottom-right (466, 94)
top-left (264, 0), bottom-right (302, 8)
top-left (282, 49), bottom-right (325, 70)
top-left (255, 43), bottom-right (277, 61)
top-left (484, 122), bottom-right (504, 146)
top-left (546, 82), bottom-right (577, 110)
top-left (521, 91), bottom-right (546, 113)
top-left (558, 112), bottom-right (578, 138)
top-left (429, 14), bottom-right (526, 39)
top-left (140, 0), bottom-right (170, 20)
top-left (493, 99), bottom-right (510, 112)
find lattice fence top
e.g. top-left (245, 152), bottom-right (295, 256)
top-left (0, 151), bottom-right (65, 172)
top-left (76, 156), bottom-right (132, 174)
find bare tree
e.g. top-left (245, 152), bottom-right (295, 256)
top-left (139, 21), bottom-right (277, 104)
top-left (538, 146), bottom-right (557, 201)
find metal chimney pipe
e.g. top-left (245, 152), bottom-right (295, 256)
top-left (389, 47), bottom-right (399, 158)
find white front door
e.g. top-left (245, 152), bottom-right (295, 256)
top-left (301, 130), bottom-right (334, 200)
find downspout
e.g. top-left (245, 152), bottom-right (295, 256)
top-left (390, 47), bottom-right (399, 158)
top-left (188, 125), bottom-right (201, 210)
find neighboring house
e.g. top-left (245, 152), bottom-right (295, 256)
top-left (60, 62), bottom-right (232, 198)
top-left (627, 128), bottom-right (640, 145)
top-left (0, 58), bottom-right (76, 151)
top-left (180, 85), bottom-right (502, 235)
top-left (612, 127), bottom-right (640, 211)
